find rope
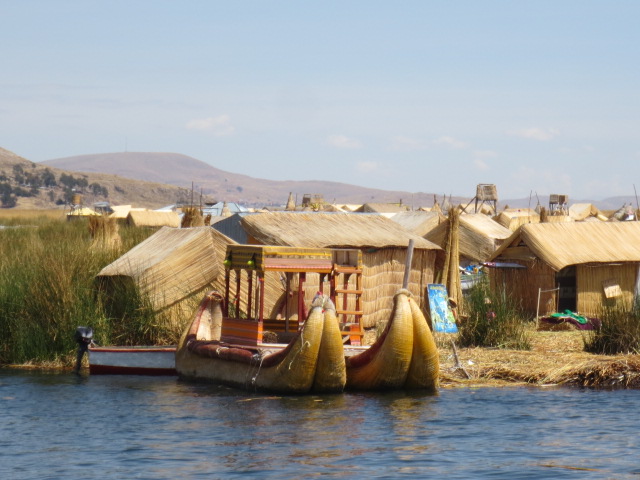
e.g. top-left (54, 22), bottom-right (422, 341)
top-left (288, 331), bottom-right (311, 370)
top-left (250, 353), bottom-right (265, 390)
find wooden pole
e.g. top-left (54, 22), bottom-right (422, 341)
top-left (403, 239), bottom-right (415, 289)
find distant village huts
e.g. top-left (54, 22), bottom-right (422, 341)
top-left (488, 222), bottom-right (640, 318)
top-left (230, 212), bottom-right (442, 329)
top-left (424, 213), bottom-right (513, 265)
top-left (569, 203), bottom-right (608, 222)
top-left (126, 210), bottom-right (181, 228)
top-left (356, 203), bottom-right (411, 216)
top-left (494, 208), bottom-right (540, 231)
top-left (96, 226), bottom-right (235, 325)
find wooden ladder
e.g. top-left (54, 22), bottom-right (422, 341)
top-left (330, 265), bottom-right (364, 345)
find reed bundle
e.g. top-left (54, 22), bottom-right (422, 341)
top-left (88, 215), bottom-right (121, 251)
top-left (181, 206), bottom-right (205, 228)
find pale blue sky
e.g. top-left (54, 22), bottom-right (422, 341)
top-left (1, 1), bottom-right (639, 200)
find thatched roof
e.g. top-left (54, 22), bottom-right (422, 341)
top-left (390, 211), bottom-right (445, 237)
top-left (358, 203), bottom-right (410, 214)
top-left (569, 203), bottom-right (608, 222)
top-left (126, 210), bottom-right (181, 228)
top-left (240, 212), bottom-right (440, 250)
top-left (97, 226), bottom-right (235, 310)
top-left (491, 221), bottom-right (640, 271)
top-left (494, 208), bottom-right (540, 231)
top-left (425, 213), bottom-right (513, 263)
top-left (67, 207), bottom-right (99, 217)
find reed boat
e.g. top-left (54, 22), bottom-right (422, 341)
top-left (344, 288), bottom-right (439, 392)
top-left (176, 292), bottom-right (339, 393)
top-left (175, 245), bottom-right (353, 394)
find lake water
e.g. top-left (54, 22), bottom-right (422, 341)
top-left (1, 369), bottom-right (639, 479)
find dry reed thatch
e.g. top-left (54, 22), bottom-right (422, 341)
top-left (88, 215), bottom-right (121, 251)
top-left (438, 329), bottom-right (640, 388)
top-left (426, 213), bottom-right (512, 263)
top-left (240, 212), bottom-right (439, 250)
top-left (390, 210), bottom-right (445, 237)
top-left (239, 212), bottom-right (441, 329)
top-left (439, 207), bottom-right (463, 314)
top-left (569, 203), bottom-right (608, 222)
top-left (494, 209), bottom-right (540, 231)
top-left (493, 221), bottom-right (640, 272)
top-left (126, 210), bottom-right (181, 228)
top-left (97, 227), bottom-right (234, 324)
top-left (181, 206), bottom-right (205, 228)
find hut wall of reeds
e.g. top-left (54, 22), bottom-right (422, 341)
top-left (126, 210), bottom-right (181, 228)
top-left (489, 222), bottom-right (640, 317)
top-left (576, 263), bottom-right (637, 313)
top-left (96, 227), bottom-right (235, 326)
top-left (239, 212), bottom-right (441, 328)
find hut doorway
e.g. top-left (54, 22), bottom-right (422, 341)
top-left (556, 266), bottom-right (576, 312)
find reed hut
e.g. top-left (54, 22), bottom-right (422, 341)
top-left (569, 203), bottom-right (608, 222)
top-left (238, 212), bottom-right (442, 329)
top-left (126, 210), bottom-right (181, 228)
top-left (488, 222), bottom-right (640, 318)
top-left (425, 213), bottom-right (513, 264)
top-left (494, 208), bottom-right (540, 231)
top-left (357, 203), bottom-right (410, 215)
top-left (96, 226), bottom-right (235, 326)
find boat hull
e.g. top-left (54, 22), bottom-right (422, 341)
top-left (89, 346), bottom-right (177, 375)
top-left (176, 292), bottom-right (336, 394)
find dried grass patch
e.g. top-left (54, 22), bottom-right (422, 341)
top-left (438, 329), bottom-right (640, 389)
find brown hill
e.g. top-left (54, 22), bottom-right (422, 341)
top-left (42, 152), bottom-right (464, 208)
top-left (0, 148), bottom-right (200, 210)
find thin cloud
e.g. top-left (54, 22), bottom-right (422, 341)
top-left (433, 136), bottom-right (466, 149)
top-left (473, 159), bottom-right (489, 170)
top-left (390, 135), bottom-right (425, 151)
top-left (327, 134), bottom-right (362, 149)
top-left (186, 115), bottom-right (235, 136)
top-left (509, 127), bottom-right (559, 141)
top-left (356, 161), bottom-right (380, 173)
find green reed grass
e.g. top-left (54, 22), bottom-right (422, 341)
top-left (456, 278), bottom-right (531, 350)
top-left (0, 216), bottom-right (166, 366)
top-left (583, 301), bottom-right (640, 354)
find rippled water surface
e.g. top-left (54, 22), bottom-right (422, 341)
top-left (1, 369), bottom-right (639, 479)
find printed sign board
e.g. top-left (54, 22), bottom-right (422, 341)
top-left (427, 284), bottom-right (458, 333)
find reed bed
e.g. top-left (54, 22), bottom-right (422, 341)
top-left (455, 277), bottom-right (531, 350)
top-left (583, 303), bottom-right (640, 354)
top-left (0, 215), bottom-right (164, 367)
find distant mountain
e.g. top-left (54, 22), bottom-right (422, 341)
top-left (0, 147), bottom-right (197, 209)
top-left (42, 152), bottom-right (467, 208)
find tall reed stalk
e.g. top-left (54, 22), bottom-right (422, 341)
top-left (456, 277), bottom-right (531, 349)
top-left (0, 216), bottom-right (160, 365)
top-left (584, 302), bottom-right (640, 354)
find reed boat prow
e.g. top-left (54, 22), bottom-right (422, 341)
top-left (344, 288), bottom-right (439, 391)
top-left (176, 291), bottom-right (327, 393)
top-left (345, 289), bottom-right (414, 390)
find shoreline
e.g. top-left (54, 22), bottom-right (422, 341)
top-left (4, 331), bottom-right (640, 390)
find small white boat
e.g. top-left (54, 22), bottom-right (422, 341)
top-left (89, 346), bottom-right (177, 375)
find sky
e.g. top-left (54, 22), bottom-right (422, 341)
top-left (1, 1), bottom-right (639, 201)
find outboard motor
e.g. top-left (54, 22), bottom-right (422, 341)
top-left (74, 326), bottom-right (94, 373)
